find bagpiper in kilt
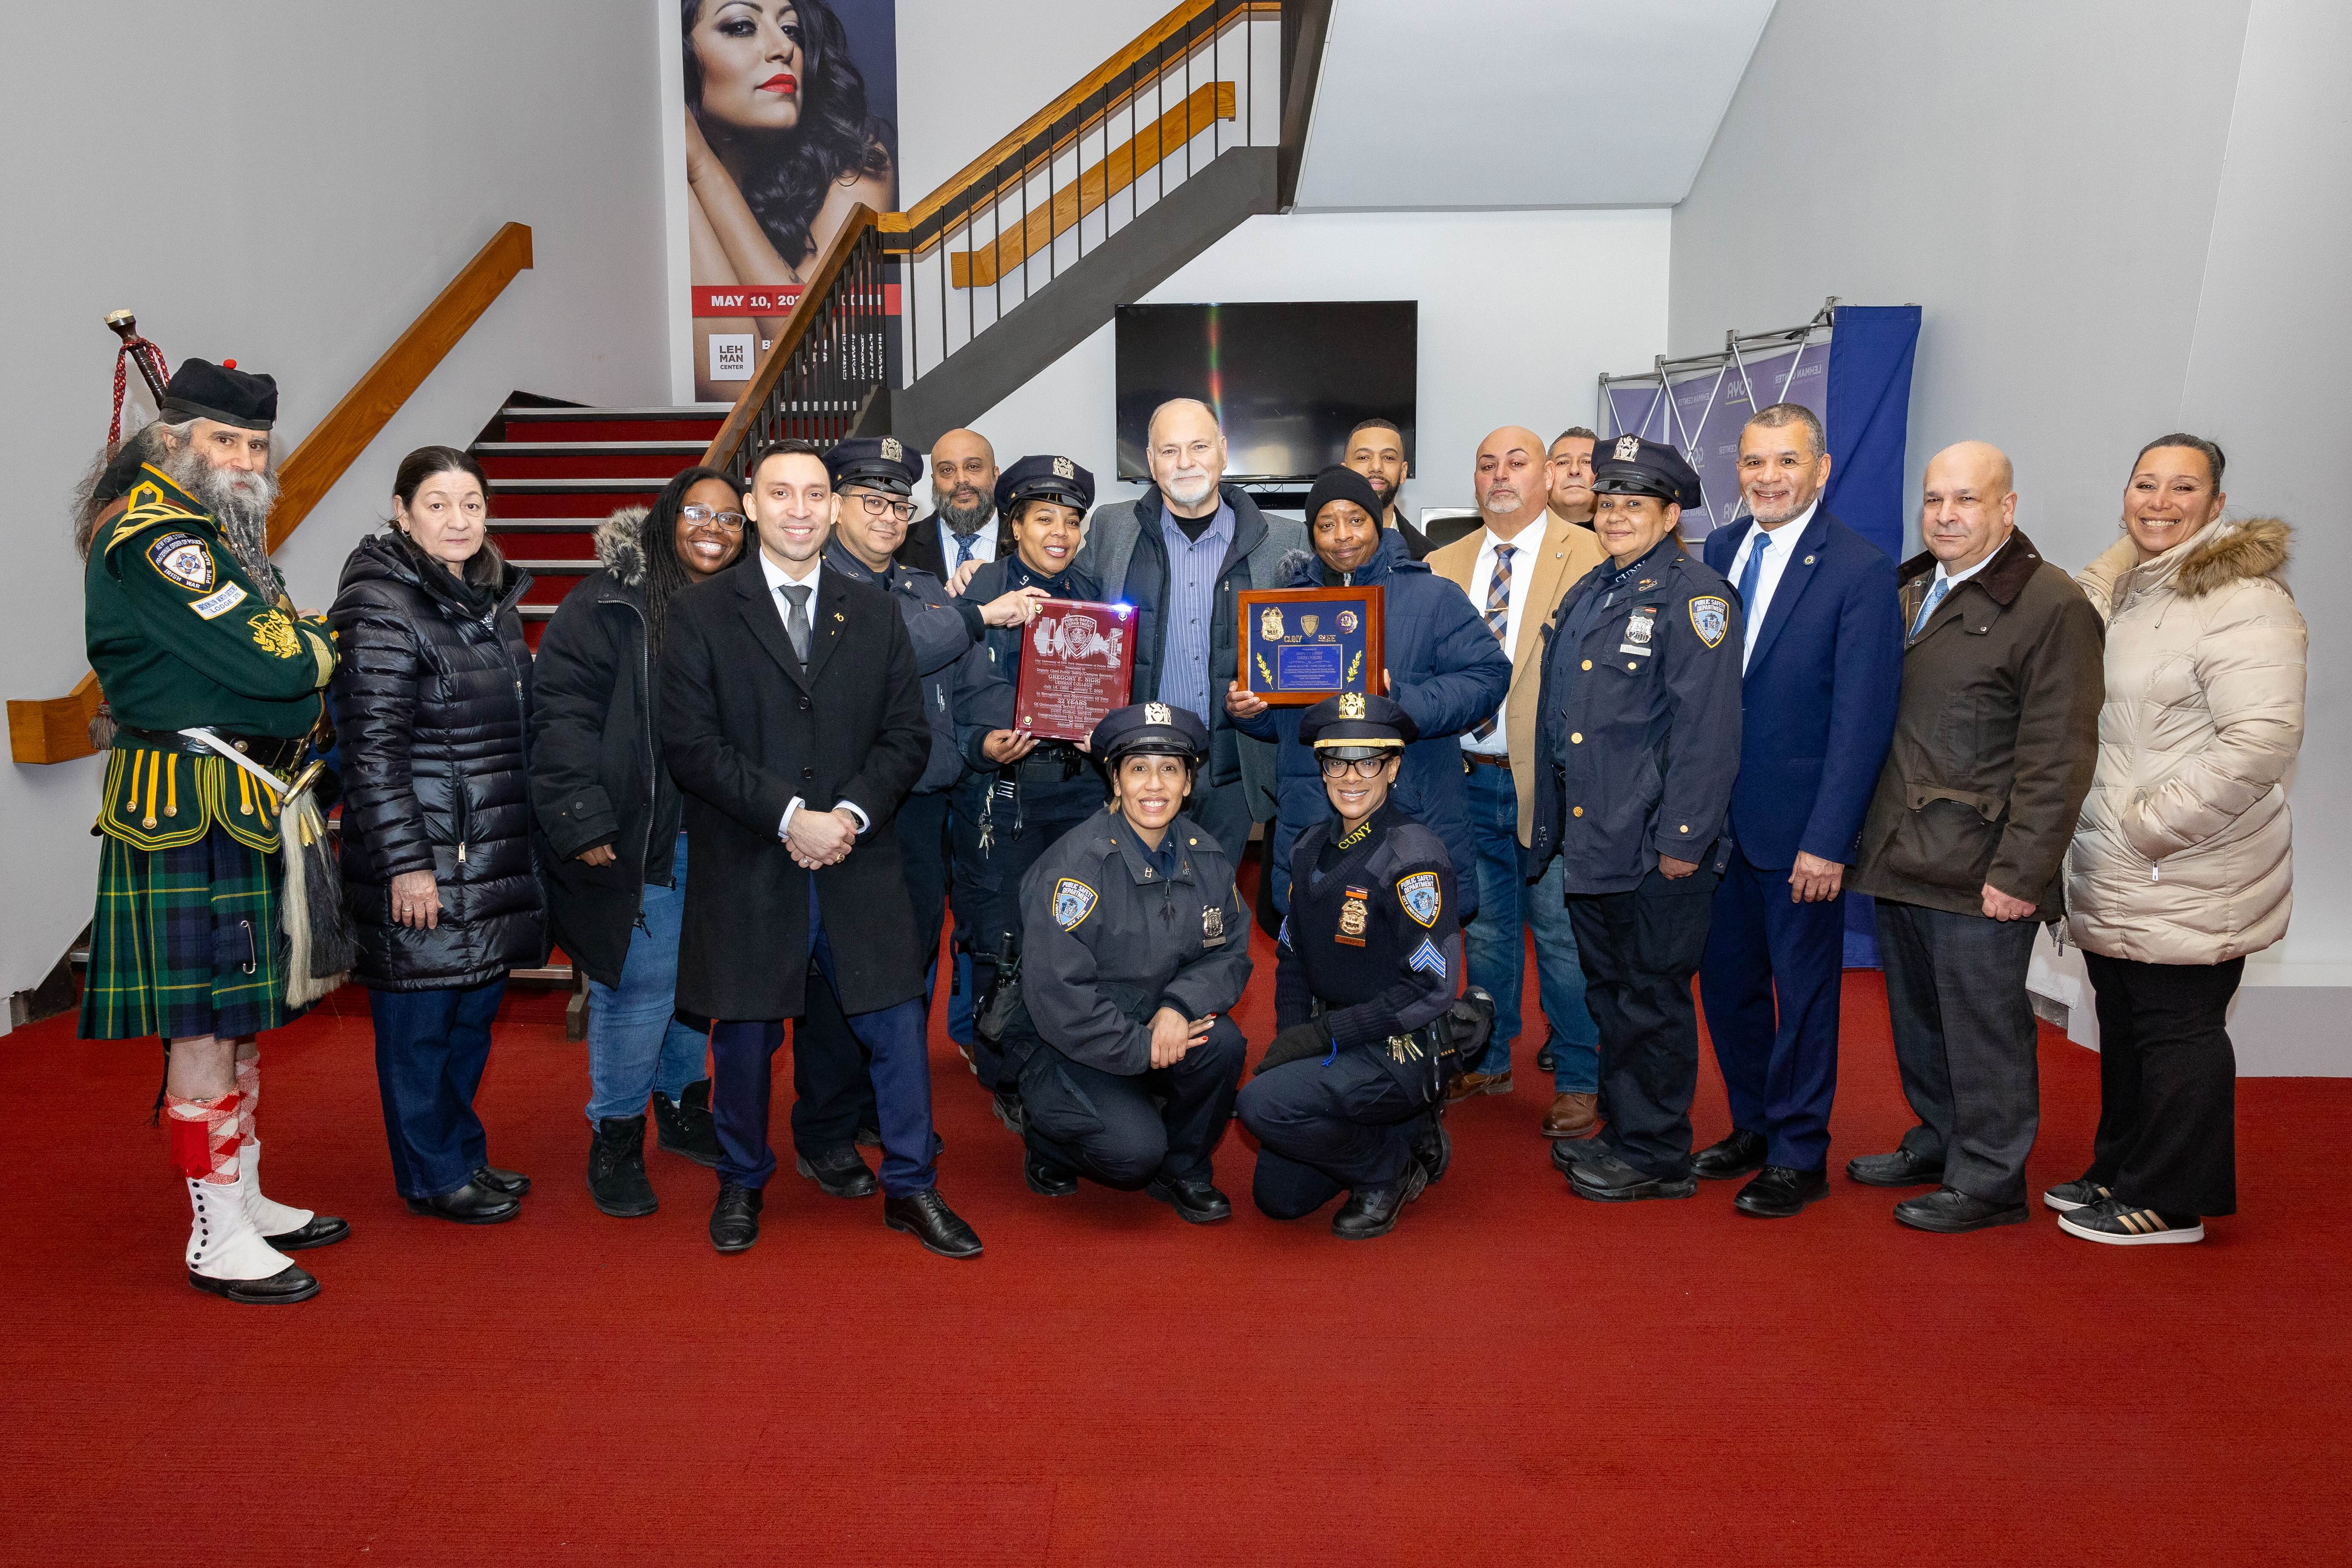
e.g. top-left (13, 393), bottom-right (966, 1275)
top-left (77, 357), bottom-right (348, 1305)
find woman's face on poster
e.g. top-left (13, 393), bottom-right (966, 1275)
top-left (693, 1), bottom-right (807, 133)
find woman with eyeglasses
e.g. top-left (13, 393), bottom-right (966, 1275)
top-left (1236, 692), bottom-right (1462, 1240)
top-left (529, 465), bottom-right (747, 1217)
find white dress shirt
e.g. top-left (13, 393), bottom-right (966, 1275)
top-left (758, 552), bottom-right (870, 839)
top-left (934, 515), bottom-right (999, 575)
top-left (1724, 499), bottom-right (1816, 670)
top-left (1459, 521), bottom-right (1540, 756)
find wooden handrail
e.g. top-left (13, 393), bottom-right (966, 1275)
top-left (8, 221), bottom-right (534, 765)
top-left (905, 0), bottom-right (1276, 236)
top-left (699, 204), bottom-right (882, 472)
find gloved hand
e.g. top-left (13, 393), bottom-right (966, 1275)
top-left (1255, 1017), bottom-right (1332, 1076)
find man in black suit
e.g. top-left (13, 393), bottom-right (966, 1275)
top-left (1342, 416), bottom-right (1436, 561)
top-left (662, 438), bottom-right (983, 1260)
top-left (896, 426), bottom-right (1007, 589)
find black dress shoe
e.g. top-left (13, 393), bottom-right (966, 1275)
top-left (472, 1165), bottom-right (531, 1197)
top-left (1535, 1042), bottom-right (1557, 1073)
top-left (588, 1115), bottom-right (658, 1218)
top-left (795, 1145), bottom-right (878, 1199)
top-left (1549, 1134), bottom-right (1608, 1176)
top-left (1024, 1158), bottom-right (1079, 1198)
top-left (406, 1181), bottom-right (521, 1224)
top-left (1691, 1128), bottom-right (1767, 1180)
top-left (1331, 1161), bottom-right (1430, 1240)
top-left (1733, 1164), bottom-right (1830, 1218)
top-left (1147, 1176), bottom-right (1233, 1224)
top-left (1565, 1150), bottom-right (1698, 1202)
top-left (883, 1187), bottom-right (983, 1259)
top-left (188, 1264), bottom-right (320, 1304)
top-left (855, 1124), bottom-right (883, 1149)
top-left (1846, 1146), bottom-right (1946, 1188)
top-left (710, 1179), bottom-right (763, 1253)
top-left (263, 1214), bottom-right (351, 1251)
top-left (1893, 1185), bottom-right (2029, 1234)
top-left (653, 1080), bottom-right (724, 1168)
top-left (1410, 1119), bottom-right (1452, 1184)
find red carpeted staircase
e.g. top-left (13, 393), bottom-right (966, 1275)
top-left (467, 400), bottom-right (725, 649)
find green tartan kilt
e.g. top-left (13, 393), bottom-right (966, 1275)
top-left (79, 824), bottom-right (296, 1042)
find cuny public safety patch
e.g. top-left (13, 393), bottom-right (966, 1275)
top-left (146, 532), bottom-right (217, 593)
top-left (1396, 871), bottom-right (1442, 927)
top-left (1688, 596), bottom-right (1730, 649)
top-left (1052, 878), bottom-right (1098, 931)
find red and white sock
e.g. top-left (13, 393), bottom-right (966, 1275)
top-left (235, 1054), bottom-right (260, 1147)
top-left (165, 1092), bottom-right (242, 1185)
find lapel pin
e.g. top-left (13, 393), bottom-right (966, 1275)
top-left (1804, 555), bottom-right (1815, 565)
top-left (833, 612), bottom-right (845, 622)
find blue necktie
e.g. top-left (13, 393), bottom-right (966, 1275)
top-left (947, 527), bottom-right (967, 574)
top-left (1736, 529), bottom-right (1769, 653)
top-left (1911, 575), bottom-right (1951, 640)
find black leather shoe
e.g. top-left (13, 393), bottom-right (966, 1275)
top-left (263, 1214), bottom-right (351, 1251)
top-left (1733, 1164), bottom-right (1830, 1218)
top-left (1147, 1176), bottom-right (1233, 1224)
top-left (884, 1188), bottom-right (984, 1259)
top-left (1024, 1158), bottom-right (1079, 1198)
top-left (990, 1090), bottom-right (1027, 1136)
top-left (1691, 1128), bottom-right (1767, 1180)
top-left (1893, 1185), bottom-right (2028, 1234)
top-left (1846, 1146), bottom-right (1946, 1188)
top-left (1535, 1042), bottom-right (1557, 1073)
top-left (406, 1181), bottom-right (521, 1224)
top-left (653, 1080), bottom-right (724, 1168)
top-left (472, 1165), bottom-right (531, 1197)
top-left (710, 1179), bottom-right (763, 1253)
top-left (188, 1264), bottom-right (320, 1304)
top-left (1565, 1150), bottom-right (1698, 1202)
top-left (855, 1124), bottom-right (883, 1149)
top-left (794, 1145), bottom-right (878, 1199)
top-left (588, 1115), bottom-right (658, 1218)
top-left (1549, 1134), bottom-right (1608, 1176)
top-left (1410, 1119), bottom-right (1452, 1184)
top-left (1332, 1161), bottom-right (1430, 1240)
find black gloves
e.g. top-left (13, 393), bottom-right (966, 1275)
top-left (1255, 1017), bottom-right (1332, 1075)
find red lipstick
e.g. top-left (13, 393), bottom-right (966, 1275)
top-left (758, 72), bottom-right (797, 94)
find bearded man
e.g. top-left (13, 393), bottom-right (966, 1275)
top-left (77, 358), bottom-right (346, 1304)
top-left (901, 426), bottom-right (1004, 590)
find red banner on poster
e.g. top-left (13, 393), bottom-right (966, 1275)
top-left (690, 284), bottom-right (902, 318)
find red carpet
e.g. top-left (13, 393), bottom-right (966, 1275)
top-left (8, 917), bottom-right (2348, 1566)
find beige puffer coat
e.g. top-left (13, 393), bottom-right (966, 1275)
top-left (2065, 517), bottom-right (2304, 964)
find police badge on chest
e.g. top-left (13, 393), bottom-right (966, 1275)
top-left (1619, 606), bottom-right (1660, 658)
top-left (1202, 904), bottom-right (1226, 947)
top-left (1337, 886), bottom-right (1371, 947)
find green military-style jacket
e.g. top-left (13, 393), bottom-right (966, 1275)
top-left (84, 464), bottom-right (335, 851)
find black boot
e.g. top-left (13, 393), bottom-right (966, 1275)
top-left (587, 1115), bottom-right (658, 1218)
top-left (654, 1080), bottom-right (724, 1168)
top-left (1331, 1161), bottom-right (1430, 1240)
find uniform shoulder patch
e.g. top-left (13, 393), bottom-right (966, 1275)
top-left (189, 582), bottom-right (249, 620)
top-left (146, 532), bottom-right (217, 592)
top-left (1396, 870), bottom-right (1442, 927)
top-left (1688, 595), bottom-right (1730, 649)
top-left (1052, 878), bottom-right (1098, 931)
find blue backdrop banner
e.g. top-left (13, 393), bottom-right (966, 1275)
top-left (1820, 304), bottom-right (1922, 564)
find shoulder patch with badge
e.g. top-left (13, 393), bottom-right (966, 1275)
top-left (146, 533), bottom-right (216, 592)
top-left (1052, 878), bottom-right (1098, 931)
top-left (1688, 595), bottom-right (1730, 649)
top-left (1397, 871), bottom-right (1442, 927)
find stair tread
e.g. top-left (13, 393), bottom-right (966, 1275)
top-left (474, 441), bottom-right (710, 453)
top-left (498, 406), bottom-right (727, 419)
top-left (488, 477), bottom-right (669, 490)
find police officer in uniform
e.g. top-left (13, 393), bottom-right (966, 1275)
top-left (1236, 694), bottom-right (1461, 1240)
top-left (951, 455), bottom-right (1122, 1125)
top-left (788, 438), bottom-right (1045, 1196)
top-left (1004, 702), bottom-right (1250, 1222)
top-left (1528, 436), bottom-right (1743, 1202)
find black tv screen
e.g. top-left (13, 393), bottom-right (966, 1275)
top-left (1114, 301), bottom-right (1417, 482)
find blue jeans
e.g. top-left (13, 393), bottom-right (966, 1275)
top-left (584, 831), bottom-right (709, 1123)
top-left (369, 976), bottom-right (506, 1200)
top-left (1461, 761), bottom-right (1599, 1092)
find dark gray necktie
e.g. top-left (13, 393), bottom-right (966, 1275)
top-left (778, 582), bottom-right (812, 664)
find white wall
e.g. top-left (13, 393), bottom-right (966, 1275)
top-left (965, 207), bottom-right (1673, 514)
top-left (1, 2), bottom-right (675, 1021)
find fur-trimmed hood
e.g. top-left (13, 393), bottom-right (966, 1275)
top-left (595, 506), bottom-right (650, 587)
top-left (2177, 515), bottom-right (2290, 598)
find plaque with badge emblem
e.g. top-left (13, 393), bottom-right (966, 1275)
top-left (1014, 599), bottom-right (1139, 741)
top-left (1237, 586), bottom-right (1385, 706)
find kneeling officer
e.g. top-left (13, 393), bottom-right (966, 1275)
top-left (1238, 693), bottom-right (1463, 1239)
top-left (1006, 702), bottom-right (1251, 1222)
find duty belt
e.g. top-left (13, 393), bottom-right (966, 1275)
top-left (115, 727), bottom-right (303, 773)
top-left (1007, 741), bottom-right (1091, 782)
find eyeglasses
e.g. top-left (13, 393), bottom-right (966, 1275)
top-left (852, 492), bottom-right (918, 523)
top-left (681, 504), bottom-right (746, 533)
top-left (1317, 755), bottom-right (1393, 780)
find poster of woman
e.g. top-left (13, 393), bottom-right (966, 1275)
top-left (678, 0), bottom-right (898, 403)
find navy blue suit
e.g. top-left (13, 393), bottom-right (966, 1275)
top-left (1697, 507), bottom-right (1901, 1171)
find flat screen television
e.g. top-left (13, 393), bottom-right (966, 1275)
top-left (1114, 301), bottom-right (1417, 481)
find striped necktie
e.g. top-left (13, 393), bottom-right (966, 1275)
top-left (1471, 542), bottom-right (1514, 741)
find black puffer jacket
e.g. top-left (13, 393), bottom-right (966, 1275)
top-left (330, 531), bottom-right (546, 991)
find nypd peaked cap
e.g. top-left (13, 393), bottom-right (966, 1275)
top-left (1591, 433), bottom-right (1704, 511)
top-left (1091, 701), bottom-right (1210, 764)
top-left (824, 435), bottom-right (921, 495)
top-left (1299, 690), bottom-right (1418, 756)
top-left (996, 454), bottom-right (1095, 517)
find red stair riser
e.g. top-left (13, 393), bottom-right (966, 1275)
top-left (490, 531), bottom-right (601, 561)
top-left (487, 488), bottom-right (665, 519)
top-left (477, 452), bottom-right (706, 481)
top-left (501, 418), bottom-right (725, 443)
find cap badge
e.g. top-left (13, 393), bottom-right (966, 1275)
top-left (1338, 691), bottom-right (1367, 720)
top-left (1145, 702), bottom-right (1172, 726)
top-left (879, 436), bottom-right (903, 461)
top-left (1052, 455), bottom-right (1075, 479)
top-left (1614, 435), bottom-right (1642, 461)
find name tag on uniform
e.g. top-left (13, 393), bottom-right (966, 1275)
top-left (1202, 904), bottom-right (1225, 947)
top-left (1618, 606), bottom-right (1658, 657)
top-left (1337, 886), bottom-right (1370, 947)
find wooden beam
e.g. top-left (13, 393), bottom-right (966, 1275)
top-left (10, 222), bottom-right (533, 765)
top-left (951, 81), bottom-right (1234, 289)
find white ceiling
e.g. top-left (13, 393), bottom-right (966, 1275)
top-left (1291, 0), bottom-right (1776, 209)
